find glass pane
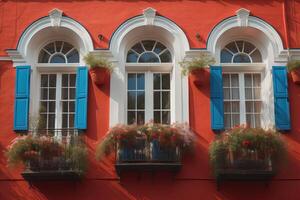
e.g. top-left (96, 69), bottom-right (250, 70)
top-left (137, 74), bottom-right (145, 90)
top-left (244, 74), bottom-right (252, 87)
top-left (39, 114), bottom-right (47, 129)
top-left (254, 88), bottom-right (261, 99)
top-left (225, 42), bottom-right (238, 53)
top-left (223, 88), bottom-right (230, 100)
top-left (41, 89), bottom-right (48, 100)
top-left (67, 50), bottom-right (79, 63)
top-left (128, 74), bottom-right (136, 90)
top-left (154, 91), bottom-right (160, 109)
top-left (220, 49), bottom-right (232, 63)
top-left (223, 74), bottom-right (230, 87)
top-left (232, 114), bottom-right (240, 127)
top-left (62, 74), bottom-right (68, 87)
top-left (224, 102), bottom-right (230, 112)
top-left (62, 101), bottom-right (68, 112)
top-left (231, 74), bottom-right (239, 87)
top-left (49, 74), bottom-right (56, 87)
top-left (49, 89), bottom-right (56, 100)
top-left (55, 41), bottom-right (63, 52)
top-left (127, 91), bottom-right (136, 109)
top-left (232, 102), bottom-right (239, 112)
top-left (246, 114), bottom-right (253, 128)
top-left (69, 114), bottom-right (75, 128)
top-left (70, 74), bottom-right (76, 87)
top-left (162, 91), bottom-right (170, 109)
top-left (137, 91), bottom-right (145, 109)
top-left (138, 52), bottom-right (159, 63)
top-left (254, 102), bottom-right (261, 113)
top-left (245, 88), bottom-right (252, 99)
top-left (127, 111), bottom-right (135, 124)
top-left (62, 114), bottom-right (68, 128)
top-left (38, 50), bottom-right (50, 63)
top-left (162, 111), bottom-right (170, 124)
top-left (154, 111), bottom-right (161, 123)
top-left (50, 54), bottom-right (66, 63)
top-left (137, 111), bottom-right (145, 125)
top-left (48, 101), bottom-right (56, 112)
top-left (243, 42), bottom-right (256, 54)
top-left (131, 43), bottom-right (144, 54)
top-left (41, 75), bottom-right (48, 87)
top-left (231, 88), bottom-right (239, 99)
top-left (246, 101), bottom-right (254, 112)
top-left (69, 101), bottom-right (75, 112)
top-left (233, 54), bottom-right (251, 63)
top-left (142, 40), bottom-right (155, 51)
top-left (62, 42), bottom-right (73, 54)
top-left (224, 114), bottom-right (231, 129)
top-left (39, 102), bottom-right (47, 113)
top-left (153, 74), bottom-right (161, 90)
top-left (162, 74), bottom-right (170, 89)
top-left (61, 88), bottom-right (68, 100)
top-left (48, 114), bottom-right (55, 129)
top-left (236, 41), bottom-right (244, 52)
top-left (154, 42), bottom-right (166, 54)
top-left (127, 50), bottom-right (139, 63)
top-left (69, 88), bottom-right (76, 99)
top-left (45, 42), bottom-right (55, 54)
top-left (160, 50), bottom-right (172, 63)
top-left (251, 49), bottom-right (262, 62)
top-left (253, 74), bottom-right (261, 87)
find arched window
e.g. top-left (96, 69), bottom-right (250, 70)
top-left (221, 40), bottom-right (262, 63)
top-left (38, 41), bottom-right (79, 63)
top-left (126, 40), bottom-right (172, 63)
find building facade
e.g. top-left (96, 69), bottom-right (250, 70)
top-left (1, 0), bottom-right (300, 199)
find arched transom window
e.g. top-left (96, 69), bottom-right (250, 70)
top-left (127, 40), bottom-right (172, 63)
top-left (221, 40), bottom-right (262, 63)
top-left (38, 41), bottom-right (79, 63)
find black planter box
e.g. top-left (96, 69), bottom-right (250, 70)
top-left (21, 169), bottom-right (82, 182)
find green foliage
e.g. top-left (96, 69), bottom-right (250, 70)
top-left (64, 143), bottom-right (88, 175)
top-left (209, 126), bottom-right (287, 173)
top-left (180, 52), bottom-right (216, 76)
top-left (287, 60), bottom-right (300, 72)
top-left (83, 53), bottom-right (114, 72)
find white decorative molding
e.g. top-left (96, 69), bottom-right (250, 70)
top-left (236, 8), bottom-right (250, 27)
top-left (49, 8), bottom-right (63, 27)
top-left (143, 7), bottom-right (156, 25)
top-left (0, 56), bottom-right (12, 61)
top-left (6, 50), bottom-right (26, 66)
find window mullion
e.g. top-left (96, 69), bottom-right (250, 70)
top-left (145, 71), bottom-right (153, 122)
top-left (239, 73), bottom-right (246, 125)
top-left (56, 74), bottom-right (62, 135)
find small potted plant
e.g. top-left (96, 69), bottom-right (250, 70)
top-left (84, 53), bottom-right (114, 86)
top-left (287, 60), bottom-right (300, 84)
top-left (180, 52), bottom-right (215, 86)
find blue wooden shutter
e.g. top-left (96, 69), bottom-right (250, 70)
top-left (14, 66), bottom-right (31, 131)
top-left (210, 66), bottom-right (224, 131)
top-left (272, 66), bottom-right (290, 130)
top-left (75, 66), bottom-right (88, 130)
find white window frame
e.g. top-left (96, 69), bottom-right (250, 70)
top-left (223, 71), bottom-right (263, 129)
top-left (125, 70), bottom-right (172, 124)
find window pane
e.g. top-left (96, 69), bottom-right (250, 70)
top-left (39, 114), bottom-right (47, 129)
top-left (49, 74), bottom-right (56, 87)
top-left (160, 50), bottom-right (172, 63)
top-left (62, 101), bottom-right (68, 112)
top-left (48, 102), bottom-right (56, 112)
top-left (253, 74), bottom-right (261, 87)
top-left (223, 74), bottom-right (230, 87)
top-left (154, 91), bottom-right (160, 109)
top-left (49, 89), bottom-right (56, 100)
top-left (127, 111), bottom-right (136, 124)
top-left (254, 102), bottom-right (261, 112)
top-left (41, 89), bottom-right (48, 100)
top-left (142, 40), bottom-right (155, 51)
top-left (231, 74), bottom-right (239, 87)
top-left (137, 74), bottom-right (145, 90)
top-left (70, 74), bottom-right (76, 87)
top-left (224, 102), bottom-right (230, 112)
top-left (62, 42), bottom-right (73, 54)
top-left (128, 74), bottom-right (136, 90)
top-left (245, 88), bottom-right (252, 99)
top-left (45, 42), bottom-right (55, 54)
top-left (246, 101), bottom-right (254, 112)
top-left (154, 42), bottom-right (166, 54)
top-left (50, 54), bottom-right (66, 63)
top-left (127, 91), bottom-right (136, 109)
top-left (62, 114), bottom-right (68, 128)
top-left (162, 74), bottom-right (170, 89)
top-left (55, 41), bottom-right (63, 52)
top-left (137, 91), bottom-right (145, 109)
top-left (244, 74), bottom-right (252, 87)
top-left (153, 74), bottom-right (161, 90)
top-left (127, 50), bottom-right (138, 63)
top-left (255, 114), bottom-right (261, 127)
top-left (225, 42), bottom-right (238, 53)
top-left (69, 88), bottom-right (76, 99)
top-left (231, 88), bottom-right (239, 99)
top-left (41, 75), bottom-right (48, 87)
top-left (233, 54), bottom-right (251, 63)
top-left (62, 88), bottom-right (68, 99)
top-left (236, 41), bottom-right (244, 52)
top-left (232, 102), bottom-right (239, 112)
top-left (69, 101), bottom-right (75, 112)
top-left (131, 43), bottom-right (144, 54)
top-left (137, 111), bottom-right (145, 125)
top-left (38, 50), bottom-right (50, 63)
top-left (162, 111), bottom-right (170, 124)
top-left (232, 114), bottom-right (240, 127)
top-left (251, 49), bottom-right (262, 62)
top-left (224, 114), bottom-right (231, 129)
top-left (246, 114), bottom-right (253, 128)
top-left (67, 50), bottom-right (79, 63)
top-left (62, 74), bottom-right (68, 87)
top-left (162, 91), bottom-right (170, 109)
top-left (154, 111), bottom-right (161, 124)
top-left (243, 42), bottom-right (256, 54)
top-left (221, 49), bottom-right (232, 63)
top-left (223, 88), bottom-right (230, 100)
top-left (254, 88), bottom-right (261, 99)
top-left (48, 114), bottom-right (56, 129)
top-left (138, 52), bottom-right (159, 63)
top-left (69, 114), bottom-right (75, 128)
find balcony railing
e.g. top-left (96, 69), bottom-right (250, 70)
top-left (115, 138), bottom-right (182, 176)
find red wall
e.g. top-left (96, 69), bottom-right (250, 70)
top-left (1, 1), bottom-right (300, 199)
